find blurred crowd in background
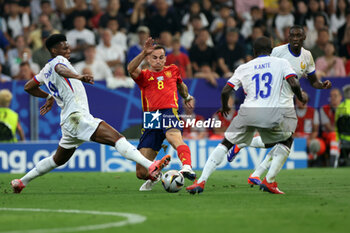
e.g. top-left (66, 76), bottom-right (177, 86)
top-left (1, 0), bottom-right (350, 167)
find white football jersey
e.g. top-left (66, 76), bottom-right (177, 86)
top-left (228, 55), bottom-right (296, 109)
top-left (34, 55), bottom-right (90, 124)
top-left (271, 44), bottom-right (316, 107)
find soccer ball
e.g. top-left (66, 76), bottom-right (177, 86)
top-left (161, 170), bottom-right (184, 193)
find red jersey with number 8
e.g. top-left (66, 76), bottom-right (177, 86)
top-left (134, 64), bottom-right (183, 112)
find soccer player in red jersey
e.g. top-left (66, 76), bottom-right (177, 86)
top-left (128, 37), bottom-right (196, 191)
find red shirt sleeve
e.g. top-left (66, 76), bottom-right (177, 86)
top-left (134, 69), bottom-right (147, 87)
top-left (173, 65), bottom-right (183, 84)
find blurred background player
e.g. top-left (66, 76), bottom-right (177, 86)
top-left (226, 26), bottom-right (332, 184)
top-left (335, 85), bottom-right (350, 167)
top-left (320, 88), bottom-right (342, 167)
top-left (10, 34), bottom-right (170, 194)
top-left (0, 89), bottom-right (25, 142)
top-left (127, 37), bottom-right (196, 191)
top-left (187, 36), bottom-right (306, 195)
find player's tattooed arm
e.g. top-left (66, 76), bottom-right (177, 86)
top-left (220, 84), bottom-right (234, 117)
top-left (55, 64), bottom-right (94, 84)
top-left (287, 75), bottom-right (307, 104)
top-left (307, 73), bottom-right (332, 89)
top-left (177, 82), bottom-right (193, 108)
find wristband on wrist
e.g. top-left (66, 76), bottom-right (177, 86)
top-left (185, 94), bottom-right (192, 101)
top-left (46, 94), bottom-right (53, 100)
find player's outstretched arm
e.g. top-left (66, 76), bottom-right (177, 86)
top-left (307, 73), bottom-right (332, 89)
top-left (219, 84), bottom-right (234, 117)
top-left (287, 75), bottom-right (307, 104)
top-left (55, 64), bottom-right (94, 84)
top-left (127, 37), bottom-right (156, 79)
top-left (177, 82), bottom-right (193, 108)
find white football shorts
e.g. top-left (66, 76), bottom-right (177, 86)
top-left (59, 112), bottom-right (103, 149)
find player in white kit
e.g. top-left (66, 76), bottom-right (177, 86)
top-left (225, 26), bottom-right (332, 190)
top-left (10, 34), bottom-right (171, 193)
top-left (186, 37), bottom-right (306, 194)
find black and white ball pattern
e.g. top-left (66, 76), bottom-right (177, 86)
top-left (161, 170), bottom-right (184, 193)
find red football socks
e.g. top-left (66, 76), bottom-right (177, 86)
top-left (177, 145), bottom-right (191, 166)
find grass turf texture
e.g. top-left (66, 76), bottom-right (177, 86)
top-left (0, 168), bottom-right (349, 233)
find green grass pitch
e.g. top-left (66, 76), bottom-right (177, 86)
top-left (1, 168), bottom-right (349, 233)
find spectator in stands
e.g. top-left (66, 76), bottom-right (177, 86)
top-left (28, 13), bottom-right (60, 50)
top-left (304, 0), bottom-right (329, 31)
top-left (32, 30), bottom-right (51, 69)
top-left (165, 37), bottom-right (192, 79)
top-left (240, 6), bottom-right (264, 39)
top-left (181, 0), bottom-right (209, 29)
top-left (339, 26), bottom-right (350, 60)
top-left (337, 9), bottom-right (350, 50)
top-left (158, 31), bottom-right (173, 54)
top-left (210, 4), bottom-right (233, 44)
top-left (181, 15), bottom-right (214, 50)
top-left (216, 28), bottom-right (246, 78)
top-left (1, 0), bottom-right (30, 46)
top-left (0, 30), bottom-right (10, 51)
top-left (193, 64), bottom-right (220, 87)
top-left (127, 26), bottom-right (150, 64)
top-left (39, 0), bottom-right (62, 31)
top-left (13, 61), bottom-right (35, 81)
top-left (272, 0), bottom-right (294, 43)
top-left (310, 28), bottom-right (330, 60)
top-left (7, 35), bottom-right (27, 70)
top-left (189, 28), bottom-right (216, 74)
top-left (99, 0), bottom-right (126, 31)
top-left (96, 29), bottom-right (125, 71)
top-left (74, 45), bottom-right (113, 81)
top-left (129, 0), bottom-right (147, 33)
top-left (0, 89), bottom-right (25, 142)
top-left (294, 0), bottom-right (308, 26)
top-left (335, 84), bottom-right (350, 166)
top-left (181, 98), bottom-right (208, 140)
top-left (330, 0), bottom-right (348, 37)
top-left (245, 25), bottom-right (264, 60)
top-left (10, 47), bottom-right (40, 77)
top-left (107, 18), bottom-right (127, 52)
top-left (304, 13), bottom-right (330, 49)
top-left (147, 0), bottom-right (181, 39)
top-left (294, 91), bottom-right (324, 165)
top-left (201, 0), bottom-right (214, 25)
top-left (210, 95), bottom-right (236, 140)
top-left (316, 41), bottom-right (346, 77)
top-left (320, 88), bottom-right (342, 167)
top-left (106, 64), bottom-right (135, 89)
top-left (0, 63), bottom-right (12, 83)
top-left (235, 0), bottom-right (264, 22)
top-left (66, 14), bottom-right (96, 63)
top-left (60, 0), bottom-right (95, 30)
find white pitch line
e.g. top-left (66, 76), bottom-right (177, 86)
top-left (0, 208), bottom-right (147, 233)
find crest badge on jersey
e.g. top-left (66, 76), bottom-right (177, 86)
top-left (300, 62), bottom-right (306, 70)
top-left (143, 110), bottom-right (162, 129)
top-left (157, 76), bottom-right (164, 81)
top-left (165, 71), bottom-right (172, 78)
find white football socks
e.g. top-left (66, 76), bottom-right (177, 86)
top-left (21, 156), bottom-right (58, 186)
top-left (265, 144), bottom-right (290, 183)
top-left (115, 137), bottom-right (152, 169)
top-left (251, 146), bottom-right (276, 178)
top-left (198, 144), bottom-right (228, 183)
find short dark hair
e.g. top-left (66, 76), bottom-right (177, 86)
top-left (289, 25), bottom-right (304, 33)
top-left (45, 34), bottom-right (66, 51)
top-left (153, 45), bottom-right (166, 54)
top-left (253, 36), bottom-right (272, 56)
